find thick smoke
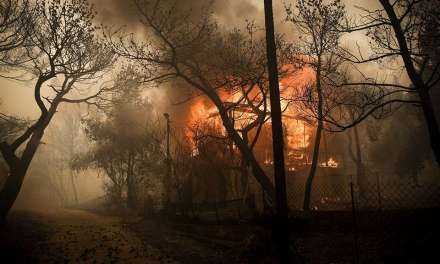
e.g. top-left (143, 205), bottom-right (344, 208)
top-left (91, 0), bottom-right (262, 28)
top-left (89, 0), bottom-right (266, 127)
top-left (91, 0), bottom-right (139, 26)
top-left (86, 0), bottom-right (381, 127)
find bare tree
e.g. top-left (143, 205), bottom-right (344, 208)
top-left (107, 0), bottom-right (295, 203)
top-left (0, 103), bottom-right (27, 187)
top-left (285, 0), bottom-right (347, 211)
top-left (0, 112), bottom-right (28, 143)
top-left (0, 0), bottom-right (33, 67)
top-left (339, 0), bottom-right (440, 164)
top-left (0, 0), bottom-right (115, 223)
top-left (346, 115), bottom-right (367, 198)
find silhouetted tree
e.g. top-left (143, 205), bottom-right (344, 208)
top-left (264, 0), bottom-right (291, 262)
top-left (0, 112), bottom-right (27, 143)
top-left (0, 0), bottom-right (33, 67)
top-left (0, 0), bottom-right (115, 223)
top-left (0, 103), bottom-right (27, 186)
top-left (285, 0), bottom-right (347, 211)
top-left (108, 0), bottom-right (295, 203)
top-left (346, 116), bottom-right (368, 199)
top-left (340, 0), bottom-right (440, 164)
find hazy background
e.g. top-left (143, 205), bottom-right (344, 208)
top-left (0, 0), bottom-right (391, 212)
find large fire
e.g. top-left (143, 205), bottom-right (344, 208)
top-left (184, 66), bottom-right (339, 169)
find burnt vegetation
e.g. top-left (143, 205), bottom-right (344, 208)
top-left (1, 0), bottom-right (440, 263)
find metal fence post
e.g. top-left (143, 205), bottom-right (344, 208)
top-left (215, 200), bottom-right (220, 224)
top-left (350, 174), bottom-right (360, 264)
top-left (237, 201), bottom-right (241, 220)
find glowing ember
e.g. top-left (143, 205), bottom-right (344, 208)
top-left (320, 157), bottom-right (339, 168)
top-left (264, 159), bottom-right (274, 165)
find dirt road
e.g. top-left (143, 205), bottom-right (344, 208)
top-left (2, 207), bottom-right (438, 263)
top-left (1, 209), bottom-right (177, 263)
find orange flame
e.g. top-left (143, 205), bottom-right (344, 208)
top-left (320, 157), bottom-right (339, 168)
top-left (185, 65), bottom-right (320, 164)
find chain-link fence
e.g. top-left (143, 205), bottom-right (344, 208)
top-left (284, 172), bottom-right (440, 263)
top-left (164, 170), bottom-right (440, 263)
top-left (286, 173), bottom-right (440, 211)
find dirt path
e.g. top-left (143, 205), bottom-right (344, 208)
top-left (2, 209), bottom-right (177, 263)
top-left (3, 208), bottom-right (439, 263)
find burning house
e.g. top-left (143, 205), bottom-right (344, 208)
top-left (171, 66), bottom-right (347, 212)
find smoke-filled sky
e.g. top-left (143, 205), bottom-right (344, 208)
top-left (91, 0), bottom-right (264, 28)
top-left (88, 0), bottom-right (379, 126)
top-left (0, 0), bottom-right (378, 120)
top-left (89, 0), bottom-right (377, 31)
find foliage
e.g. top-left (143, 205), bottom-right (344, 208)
top-left (0, 0), bottom-right (34, 68)
top-left (0, 0), bottom-right (116, 220)
top-left (0, 112), bottom-right (28, 144)
top-left (106, 0), bottom-right (301, 201)
top-left (73, 72), bottom-right (165, 206)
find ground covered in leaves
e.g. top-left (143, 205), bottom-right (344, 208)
top-left (1, 208), bottom-right (439, 263)
top-left (1, 209), bottom-right (176, 263)
top-left (0, 208), bottom-right (259, 263)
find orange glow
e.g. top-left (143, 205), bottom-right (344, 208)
top-left (320, 157), bottom-right (339, 168)
top-left (186, 98), bottom-right (223, 151)
top-left (185, 65), bottom-right (320, 163)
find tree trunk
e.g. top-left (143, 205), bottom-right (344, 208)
top-left (419, 88), bottom-right (440, 164)
top-left (0, 143), bottom-right (21, 224)
top-left (303, 58), bottom-right (323, 211)
top-left (303, 120), bottom-right (323, 211)
top-left (0, 125), bottom-right (46, 223)
top-left (178, 75), bottom-right (276, 201)
top-left (353, 125), bottom-right (367, 198)
top-left (164, 113), bottom-right (172, 206)
top-left (0, 167), bottom-right (26, 224)
top-left (69, 170), bottom-right (79, 205)
top-left (126, 152), bottom-right (136, 209)
top-left (380, 0), bottom-right (440, 165)
top-left (240, 133), bottom-right (249, 196)
top-left (264, 0), bottom-right (291, 262)
top-left (207, 91), bottom-right (276, 201)
top-left (0, 77), bottom-right (63, 222)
